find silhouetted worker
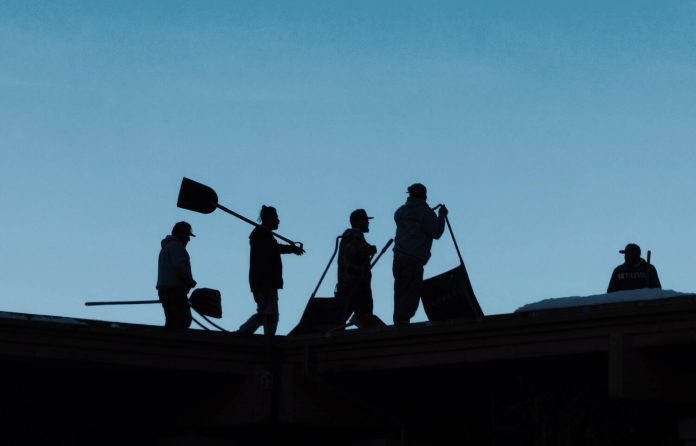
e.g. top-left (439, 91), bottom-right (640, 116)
top-left (239, 205), bottom-right (304, 336)
top-left (392, 183), bottom-right (448, 325)
top-left (607, 243), bottom-right (661, 293)
top-left (337, 209), bottom-right (378, 322)
top-left (156, 221), bottom-right (197, 329)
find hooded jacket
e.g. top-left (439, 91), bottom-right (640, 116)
top-left (156, 235), bottom-right (196, 290)
top-left (249, 226), bottom-right (297, 293)
top-left (337, 228), bottom-right (373, 290)
top-left (393, 197), bottom-right (446, 264)
top-left (607, 259), bottom-right (661, 293)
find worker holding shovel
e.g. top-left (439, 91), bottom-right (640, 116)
top-left (337, 209), bottom-right (378, 324)
top-left (238, 205), bottom-right (304, 336)
top-left (393, 183), bottom-right (448, 325)
top-left (156, 221), bottom-right (197, 329)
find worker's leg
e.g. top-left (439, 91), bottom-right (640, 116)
top-left (393, 256), bottom-right (423, 325)
top-left (158, 287), bottom-right (192, 329)
top-left (238, 290), bottom-right (271, 334)
top-left (238, 313), bottom-right (263, 334)
top-left (258, 289), bottom-right (279, 337)
top-left (353, 281), bottom-right (374, 315)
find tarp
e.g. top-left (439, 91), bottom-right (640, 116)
top-left (421, 264), bottom-right (483, 322)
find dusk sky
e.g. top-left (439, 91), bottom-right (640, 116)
top-left (2, 1), bottom-right (696, 334)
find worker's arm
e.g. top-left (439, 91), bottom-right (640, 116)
top-left (421, 206), bottom-right (447, 240)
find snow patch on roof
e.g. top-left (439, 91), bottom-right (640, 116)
top-left (515, 288), bottom-right (696, 312)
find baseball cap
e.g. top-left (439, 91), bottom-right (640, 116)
top-left (350, 209), bottom-right (374, 225)
top-left (619, 243), bottom-right (640, 256)
top-left (407, 183), bottom-right (427, 198)
top-left (172, 221), bottom-right (195, 237)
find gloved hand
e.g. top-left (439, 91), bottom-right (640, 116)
top-left (369, 245), bottom-right (378, 256)
top-left (438, 205), bottom-right (448, 218)
top-left (292, 244), bottom-right (305, 255)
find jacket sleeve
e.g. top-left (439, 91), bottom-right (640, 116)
top-left (649, 265), bottom-right (662, 289)
top-left (278, 243), bottom-right (297, 254)
top-left (421, 208), bottom-right (446, 240)
top-left (171, 243), bottom-right (196, 288)
top-left (607, 270), bottom-right (618, 293)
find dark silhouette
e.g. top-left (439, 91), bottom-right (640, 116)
top-left (336, 209), bottom-right (378, 322)
top-left (392, 183), bottom-right (448, 325)
top-left (607, 243), bottom-right (661, 293)
top-left (156, 221), bottom-right (197, 329)
top-left (178, 177), bottom-right (303, 246)
top-left (238, 206), bottom-right (304, 336)
top-left (420, 213), bottom-right (483, 322)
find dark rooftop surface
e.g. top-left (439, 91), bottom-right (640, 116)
top-left (2, 296), bottom-right (696, 444)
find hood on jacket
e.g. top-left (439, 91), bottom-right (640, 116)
top-left (342, 228), bottom-right (365, 238)
top-left (404, 196), bottom-right (428, 207)
top-left (161, 235), bottom-right (181, 248)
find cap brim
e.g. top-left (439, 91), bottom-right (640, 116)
top-left (367, 216), bottom-right (374, 219)
top-left (619, 250), bottom-right (625, 253)
top-left (190, 233), bottom-right (196, 237)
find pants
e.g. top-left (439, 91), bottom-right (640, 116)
top-left (338, 281), bottom-right (374, 321)
top-left (393, 255), bottom-right (424, 325)
top-left (158, 287), bottom-right (192, 330)
top-left (239, 289), bottom-right (279, 336)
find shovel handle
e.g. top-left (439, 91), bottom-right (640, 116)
top-left (370, 238), bottom-right (394, 269)
top-left (433, 204), bottom-right (464, 267)
top-left (216, 204), bottom-right (304, 249)
top-left (85, 300), bottom-right (160, 306)
top-left (445, 216), bottom-right (465, 267)
top-left (310, 236), bottom-right (342, 298)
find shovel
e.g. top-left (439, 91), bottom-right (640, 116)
top-left (310, 237), bottom-right (393, 299)
top-left (177, 177), bottom-right (303, 249)
top-left (289, 237), bottom-right (393, 336)
top-left (421, 207), bottom-right (483, 322)
top-left (85, 288), bottom-right (223, 319)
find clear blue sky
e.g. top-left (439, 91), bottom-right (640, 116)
top-left (2, 1), bottom-right (695, 334)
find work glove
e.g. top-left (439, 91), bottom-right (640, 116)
top-left (292, 244), bottom-right (305, 255)
top-left (438, 205), bottom-right (449, 218)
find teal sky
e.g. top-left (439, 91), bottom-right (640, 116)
top-left (2, 1), bottom-right (696, 334)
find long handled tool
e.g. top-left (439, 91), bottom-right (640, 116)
top-left (310, 236), bottom-right (342, 299)
top-left (370, 238), bottom-right (394, 268)
top-left (177, 177), bottom-right (304, 249)
top-left (85, 288), bottom-right (226, 330)
top-left (290, 237), bottom-right (393, 336)
top-left (85, 288), bottom-right (221, 316)
top-left (310, 237), bottom-right (393, 298)
top-left (86, 299), bottom-right (159, 306)
top-left (422, 205), bottom-right (482, 320)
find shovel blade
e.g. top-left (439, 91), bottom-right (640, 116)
top-left (177, 177), bottom-right (218, 214)
top-left (288, 296), bottom-right (347, 336)
top-left (421, 264), bottom-right (482, 322)
top-left (189, 288), bottom-right (222, 318)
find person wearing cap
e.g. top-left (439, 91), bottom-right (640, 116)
top-left (607, 243), bottom-right (661, 293)
top-left (156, 221), bottom-right (197, 329)
top-left (336, 209), bottom-right (378, 323)
top-left (392, 183), bottom-right (448, 325)
top-left (239, 205), bottom-right (304, 336)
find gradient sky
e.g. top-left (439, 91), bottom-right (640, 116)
top-left (2, 1), bottom-right (696, 334)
